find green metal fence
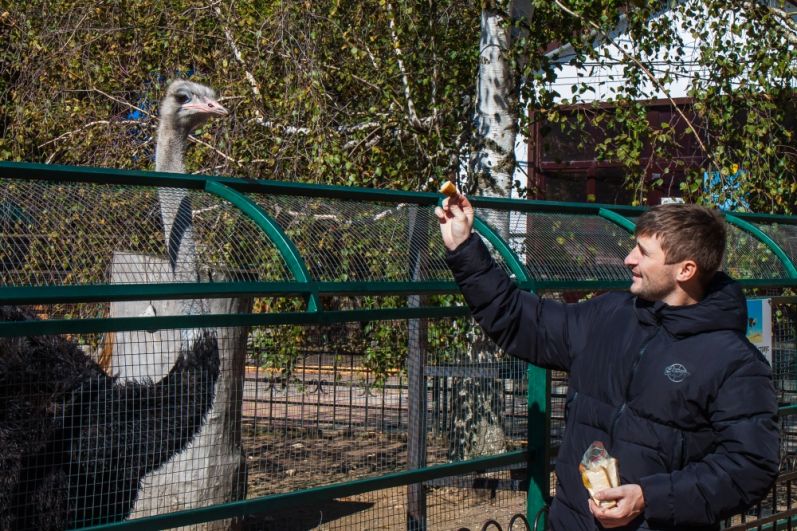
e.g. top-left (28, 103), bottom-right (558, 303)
top-left (1, 161), bottom-right (796, 530)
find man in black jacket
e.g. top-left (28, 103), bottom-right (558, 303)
top-left (436, 195), bottom-right (779, 530)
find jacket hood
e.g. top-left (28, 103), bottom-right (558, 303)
top-left (634, 272), bottom-right (747, 338)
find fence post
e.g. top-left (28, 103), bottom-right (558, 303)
top-left (407, 205), bottom-right (429, 530)
top-left (527, 363), bottom-right (550, 527)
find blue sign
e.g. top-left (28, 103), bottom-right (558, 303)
top-left (746, 298), bottom-right (772, 364)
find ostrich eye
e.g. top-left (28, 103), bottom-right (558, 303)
top-left (174, 93), bottom-right (190, 104)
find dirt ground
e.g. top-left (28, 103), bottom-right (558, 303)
top-left (241, 423), bottom-right (529, 530)
top-left (243, 486), bottom-right (528, 530)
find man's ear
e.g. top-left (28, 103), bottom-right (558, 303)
top-left (676, 260), bottom-right (698, 282)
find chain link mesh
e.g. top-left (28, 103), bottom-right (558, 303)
top-left (755, 221), bottom-right (797, 266)
top-left (0, 180), bottom-right (292, 287)
top-left (249, 194), bottom-right (452, 282)
top-left (723, 224), bottom-right (788, 279)
top-left (4, 175), bottom-right (797, 529)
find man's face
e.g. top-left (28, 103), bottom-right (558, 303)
top-left (624, 234), bottom-right (680, 303)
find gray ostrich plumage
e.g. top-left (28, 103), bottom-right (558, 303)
top-left (154, 80), bottom-right (227, 345)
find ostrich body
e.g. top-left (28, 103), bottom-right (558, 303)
top-left (0, 305), bottom-right (220, 530)
top-left (122, 80), bottom-right (249, 523)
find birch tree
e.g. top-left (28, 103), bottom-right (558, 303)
top-left (447, 0), bottom-right (535, 461)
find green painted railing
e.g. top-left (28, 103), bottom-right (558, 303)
top-left (75, 450), bottom-right (529, 531)
top-left (0, 281), bottom-right (461, 305)
top-left (3, 162), bottom-right (797, 227)
top-left (3, 162), bottom-right (797, 530)
top-left (204, 180), bottom-right (321, 311)
top-left (0, 306), bottom-right (472, 337)
top-left (5, 278), bottom-right (797, 308)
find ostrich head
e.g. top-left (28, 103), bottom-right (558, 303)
top-left (159, 80), bottom-right (228, 135)
top-left (156, 79), bottom-right (227, 173)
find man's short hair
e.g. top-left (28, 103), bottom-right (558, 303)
top-left (635, 203), bottom-right (727, 284)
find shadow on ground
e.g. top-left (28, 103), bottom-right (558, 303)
top-left (243, 500), bottom-right (375, 530)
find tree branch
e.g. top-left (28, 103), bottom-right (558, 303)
top-left (92, 87), bottom-right (154, 119)
top-left (758, 1), bottom-right (797, 44)
top-left (213, 4), bottom-right (265, 123)
top-left (552, 0), bottom-right (716, 169)
top-left (385, 0), bottom-right (425, 130)
top-left (37, 120), bottom-right (152, 149)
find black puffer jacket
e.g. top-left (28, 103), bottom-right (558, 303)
top-left (447, 234), bottom-right (779, 531)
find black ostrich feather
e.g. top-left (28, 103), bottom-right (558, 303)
top-left (0, 305), bottom-right (220, 530)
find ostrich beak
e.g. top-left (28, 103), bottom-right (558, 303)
top-left (184, 97), bottom-right (228, 117)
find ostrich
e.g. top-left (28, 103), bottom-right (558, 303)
top-left (110, 80), bottom-right (228, 380)
top-left (118, 80), bottom-right (249, 522)
top-left (0, 305), bottom-right (220, 530)
top-left (0, 81), bottom-right (230, 529)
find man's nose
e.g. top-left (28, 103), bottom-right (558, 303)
top-left (624, 250), bottom-right (637, 267)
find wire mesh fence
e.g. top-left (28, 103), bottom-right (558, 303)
top-left (237, 472), bottom-right (528, 531)
top-left (0, 307), bottom-right (530, 530)
top-left (6, 296), bottom-right (793, 529)
top-left (247, 195), bottom-right (451, 283)
top-left (241, 317), bottom-right (532, 530)
top-left (0, 179), bottom-right (292, 288)
top-left (3, 164), bottom-right (797, 530)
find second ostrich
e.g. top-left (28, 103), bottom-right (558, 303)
top-left (0, 305), bottom-right (220, 530)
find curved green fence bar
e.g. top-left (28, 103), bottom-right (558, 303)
top-left (472, 215), bottom-right (533, 287)
top-left (204, 180), bottom-right (320, 312)
top-left (468, 214), bottom-right (547, 523)
top-left (598, 207), bottom-right (636, 233)
top-left (724, 213), bottom-right (797, 279)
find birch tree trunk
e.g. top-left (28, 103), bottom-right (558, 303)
top-left (468, 4), bottom-right (518, 199)
top-left (450, 0), bottom-right (531, 461)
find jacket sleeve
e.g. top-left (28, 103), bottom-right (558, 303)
top-left (445, 233), bottom-right (600, 372)
top-left (640, 351), bottom-right (780, 526)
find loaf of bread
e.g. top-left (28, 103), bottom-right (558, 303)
top-left (579, 441), bottom-right (620, 508)
top-left (439, 181), bottom-right (458, 197)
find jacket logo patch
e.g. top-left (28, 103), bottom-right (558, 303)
top-left (664, 363), bottom-right (690, 383)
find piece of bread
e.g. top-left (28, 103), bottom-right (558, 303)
top-left (439, 181), bottom-right (458, 197)
top-left (605, 457), bottom-right (620, 488)
top-left (579, 457), bottom-right (620, 508)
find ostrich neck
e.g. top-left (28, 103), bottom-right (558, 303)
top-left (155, 124), bottom-right (187, 173)
top-left (155, 122), bottom-right (200, 312)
